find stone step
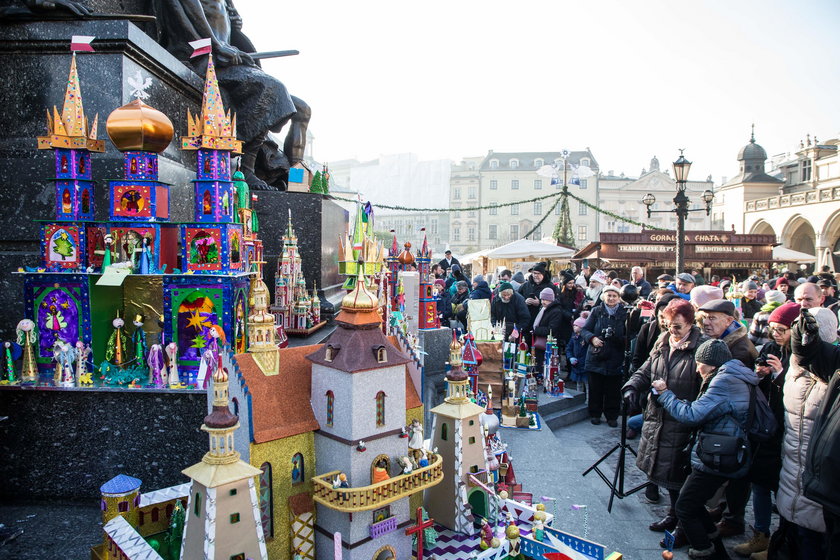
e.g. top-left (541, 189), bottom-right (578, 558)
top-left (542, 403), bottom-right (591, 430)
top-left (537, 388), bottom-right (587, 416)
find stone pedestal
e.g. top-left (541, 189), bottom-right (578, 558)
top-left (417, 326), bottom-right (450, 428)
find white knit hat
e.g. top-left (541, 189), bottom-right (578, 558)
top-left (764, 290), bottom-right (787, 305)
top-left (807, 307), bottom-right (838, 344)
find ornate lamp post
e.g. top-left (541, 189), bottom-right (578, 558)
top-left (641, 150), bottom-right (714, 274)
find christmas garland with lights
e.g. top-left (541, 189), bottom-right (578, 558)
top-left (329, 189), bottom-right (662, 231)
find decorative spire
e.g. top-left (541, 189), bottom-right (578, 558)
top-left (181, 54), bottom-right (242, 153)
top-left (750, 123), bottom-right (755, 143)
top-left (37, 53), bottom-right (104, 152)
top-left (419, 228), bottom-right (430, 258)
top-left (553, 188), bottom-right (574, 247)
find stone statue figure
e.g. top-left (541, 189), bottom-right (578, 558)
top-left (152, 0), bottom-right (311, 190)
top-left (0, 0), bottom-right (90, 18)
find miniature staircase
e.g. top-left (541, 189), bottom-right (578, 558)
top-left (538, 388), bottom-right (589, 430)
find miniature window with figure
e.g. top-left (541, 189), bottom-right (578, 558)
top-left (376, 391), bottom-right (386, 426)
top-left (373, 506), bottom-right (391, 523)
top-left (326, 390), bottom-right (334, 426)
top-left (291, 453), bottom-right (304, 485)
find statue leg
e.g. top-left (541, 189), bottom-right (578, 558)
top-left (240, 137), bottom-right (270, 191)
top-left (283, 96), bottom-right (311, 165)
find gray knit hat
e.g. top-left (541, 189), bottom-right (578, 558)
top-left (695, 339), bottom-right (732, 368)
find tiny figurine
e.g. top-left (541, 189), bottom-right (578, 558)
top-left (506, 523), bottom-right (523, 559)
top-left (105, 312), bottom-right (130, 368)
top-left (479, 518), bottom-right (495, 550)
top-left (407, 418), bottom-right (424, 464)
top-left (533, 503), bottom-right (547, 541)
top-left (16, 319), bottom-right (39, 383)
top-left (75, 340), bottom-right (92, 386)
top-left (131, 314), bottom-right (148, 368)
top-left (58, 341), bottom-right (76, 387)
top-left (396, 456), bottom-right (414, 475)
top-left (165, 341), bottom-right (180, 387)
top-left (100, 233), bottom-right (113, 269)
top-left (148, 344), bottom-right (166, 388)
top-left (2, 341), bottom-right (20, 384)
top-left (137, 236), bottom-right (156, 274)
top-left (372, 457), bottom-right (390, 483)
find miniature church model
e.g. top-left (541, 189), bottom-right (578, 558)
top-left (181, 365), bottom-right (267, 560)
top-left (426, 332), bottom-right (488, 534)
top-left (247, 264), bottom-right (279, 375)
top-left (272, 213), bottom-right (324, 336)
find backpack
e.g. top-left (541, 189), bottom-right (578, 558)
top-left (747, 384), bottom-right (778, 443)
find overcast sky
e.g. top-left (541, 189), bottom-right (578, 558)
top-left (236, 0), bottom-right (840, 183)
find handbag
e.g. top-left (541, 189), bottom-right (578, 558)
top-left (696, 432), bottom-right (750, 474)
top-left (532, 334), bottom-right (547, 351)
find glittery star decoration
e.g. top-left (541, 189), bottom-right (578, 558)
top-left (37, 53), bottom-right (104, 152)
top-left (185, 310), bottom-right (206, 331)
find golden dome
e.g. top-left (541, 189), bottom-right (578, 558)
top-left (397, 242), bottom-right (415, 265)
top-left (342, 265), bottom-right (378, 312)
top-left (213, 367), bottom-right (228, 383)
top-left (106, 99), bottom-right (174, 153)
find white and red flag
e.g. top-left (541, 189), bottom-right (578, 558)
top-left (189, 38), bottom-right (212, 58)
top-left (70, 35), bottom-right (95, 52)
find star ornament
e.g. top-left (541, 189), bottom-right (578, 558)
top-left (191, 335), bottom-right (207, 349)
top-left (185, 310), bottom-right (206, 331)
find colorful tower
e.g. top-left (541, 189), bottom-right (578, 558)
top-left (181, 365), bottom-right (267, 560)
top-left (338, 201), bottom-right (384, 290)
top-left (426, 334), bottom-right (487, 533)
top-left (181, 55), bottom-right (241, 224)
top-left (99, 474), bottom-right (142, 550)
top-left (37, 53), bottom-right (104, 222)
top-left (247, 266), bottom-right (279, 376)
top-left (416, 229), bottom-right (439, 330)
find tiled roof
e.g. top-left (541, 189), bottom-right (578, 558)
top-left (307, 325), bottom-right (411, 373)
top-left (100, 474), bottom-right (142, 495)
top-left (139, 483), bottom-right (190, 508)
top-left (104, 516), bottom-right (164, 560)
top-left (480, 150), bottom-right (599, 171)
top-left (235, 349), bottom-right (321, 444)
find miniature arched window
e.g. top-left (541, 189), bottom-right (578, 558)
top-left (100, 499), bottom-right (107, 511)
top-left (489, 159), bottom-right (499, 169)
top-left (376, 391), bottom-right (386, 426)
top-left (325, 344), bottom-right (340, 362)
top-left (118, 501), bottom-right (129, 513)
top-left (194, 493), bottom-right (201, 517)
top-left (166, 503), bottom-right (174, 517)
top-left (371, 454), bottom-right (391, 483)
top-left (534, 158), bottom-right (544, 168)
top-left (81, 189), bottom-right (90, 213)
top-left (139, 511), bottom-right (145, 526)
top-left (509, 158), bottom-right (519, 168)
top-left (291, 453), bottom-right (304, 485)
top-left (373, 345), bottom-right (387, 364)
top-left (151, 508), bottom-right (159, 522)
top-left (259, 462), bottom-right (273, 538)
top-left (441, 422), bottom-right (448, 441)
top-left (581, 158), bottom-right (590, 167)
top-left (326, 391), bottom-right (334, 426)
top-left (202, 191), bottom-right (212, 215)
top-left (232, 397), bottom-right (240, 417)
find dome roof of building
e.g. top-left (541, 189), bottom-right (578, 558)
top-left (480, 409), bottom-right (500, 435)
top-left (447, 365), bottom-right (469, 382)
top-left (100, 474), bottom-right (142, 495)
top-left (397, 242), bottom-right (415, 265)
top-left (106, 99), bottom-right (174, 153)
top-left (204, 404), bottom-right (238, 429)
top-left (341, 272), bottom-right (379, 312)
top-left (738, 136), bottom-right (767, 161)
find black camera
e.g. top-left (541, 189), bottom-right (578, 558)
top-left (602, 326), bottom-right (615, 340)
top-left (755, 356), bottom-right (768, 367)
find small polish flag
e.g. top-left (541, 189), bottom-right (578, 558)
top-left (189, 38), bottom-right (213, 58)
top-left (70, 36), bottom-right (95, 52)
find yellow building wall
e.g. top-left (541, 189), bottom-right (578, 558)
top-left (250, 431), bottom-right (316, 560)
top-left (405, 405), bottom-right (425, 515)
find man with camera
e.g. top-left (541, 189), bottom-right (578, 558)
top-left (580, 285), bottom-right (628, 426)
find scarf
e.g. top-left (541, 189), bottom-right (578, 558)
top-left (604, 302), bottom-right (619, 316)
top-left (669, 330), bottom-right (692, 351)
top-left (534, 306), bottom-right (547, 328)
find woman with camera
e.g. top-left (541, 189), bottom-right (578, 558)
top-left (580, 285), bottom-right (628, 426)
top-left (651, 339), bottom-right (759, 560)
top-left (622, 299), bottom-right (705, 544)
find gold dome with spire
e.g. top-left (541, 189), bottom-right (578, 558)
top-left (341, 261), bottom-right (379, 312)
top-left (106, 99), bottom-right (174, 153)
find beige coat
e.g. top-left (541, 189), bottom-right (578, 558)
top-left (777, 360), bottom-right (828, 532)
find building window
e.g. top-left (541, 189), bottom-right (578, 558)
top-left (468, 186), bottom-right (477, 199)
top-left (119, 501), bottom-right (129, 513)
top-left (468, 227), bottom-right (476, 241)
top-left (376, 391), bottom-right (386, 426)
top-left (579, 203), bottom-right (587, 216)
top-left (453, 228), bottom-right (460, 242)
top-left (510, 159), bottom-right (519, 168)
top-left (373, 506), bottom-right (391, 523)
top-left (511, 204), bottom-right (519, 215)
top-left (490, 180), bottom-right (498, 190)
top-left (231, 555), bottom-right (245, 560)
top-left (292, 453), bottom-right (304, 484)
top-left (375, 346), bottom-right (387, 363)
top-left (100, 499), bottom-right (107, 511)
top-left (511, 179), bottom-right (520, 190)
top-left (470, 465), bottom-right (479, 473)
top-left (230, 489), bottom-right (237, 496)
top-left (802, 159), bottom-right (812, 182)
top-left (534, 158), bottom-right (544, 168)
top-left (533, 201), bottom-right (542, 215)
top-left (259, 463), bottom-right (273, 537)
top-left (453, 187), bottom-right (461, 199)
top-left (578, 225), bottom-right (587, 241)
top-left (469, 436), bottom-right (476, 444)
top-left (510, 225), bottom-right (519, 240)
top-left (431, 220), bottom-right (438, 234)
top-left (532, 226), bottom-right (541, 239)
top-left (152, 508), bottom-right (159, 522)
top-left (581, 158), bottom-right (590, 167)
top-left (453, 209), bottom-right (460, 218)
top-left (489, 225), bottom-right (498, 240)
top-left (489, 202), bottom-right (498, 216)
top-left (534, 179), bottom-right (542, 190)
top-left (441, 422), bottom-right (448, 440)
top-left (468, 210), bottom-right (476, 218)
top-left (326, 391), bottom-right (334, 426)
top-left (489, 159), bottom-right (499, 169)
top-left (579, 179), bottom-right (588, 189)
top-left (194, 493), bottom-right (201, 517)
top-left (230, 512), bottom-right (240, 524)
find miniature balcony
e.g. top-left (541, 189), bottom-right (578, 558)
top-left (467, 469), bottom-right (490, 488)
top-left (312, 453), bottom-right (444, 513)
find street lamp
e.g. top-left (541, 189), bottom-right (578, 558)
top-left (641, 150), bottom-right (714, 274)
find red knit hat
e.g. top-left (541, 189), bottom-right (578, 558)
top-left (775, 277), bottom-right (789, 289)
top-left (768, 301), bottom-right (801, 327)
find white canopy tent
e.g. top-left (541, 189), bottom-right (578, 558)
top-left (773, 246), bottom-right (816, 264)
top-left (484, 239), bottom-right (576, 260)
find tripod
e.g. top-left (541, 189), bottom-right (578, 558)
top-left (582, 296), bottom-right (651, 513)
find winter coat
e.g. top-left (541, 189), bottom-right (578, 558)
top-left (777, 359), bottom-right (828, 532)
top-left (518, 278), bottom-right (561, 323)
top-left (720, 321), bottom-right (758, 369)
top-left (581, 303), bottom-right (628, 377)
top-left (633, 279), bottom-right (653, 299)
top-left (566, 333), bottom-right (588, 382)
top-left (741, 298), bottom-right (763, 320)
top-left (623, 328), bottom-right (705, 489)
top-left (748, 341), bottom-right (790, 491)
top-left (805, 370), bottom-right (840, 515)
top-left (490, 292), bottom-right (531, 335)
top-left (436, 290), bottom-right (453, 321)
top-left (748, 309), bottom-right (772, 347)
top-left (532, 300), bottom-right (571, 342)
top-left (555, 288), bottom-right (582, 343)
top-left (657, 359), bottom-right (759, 479)
top-left (469, 280), bottom-right (492, 301)
top-left (451, 289), bottom-right (469, 325)
top-left (631, 320), bottom-right (662, 373)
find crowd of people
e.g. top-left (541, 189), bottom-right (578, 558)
top-left (433, 254), bottom-right (840, 560)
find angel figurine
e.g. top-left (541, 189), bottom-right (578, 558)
top-left (148, 344), bottom-right (165, 388)
top-left (75, 340), bottom-right (92, 386)
top-left (57, 341), bottom-right (76, 387)
top-left (105, 312), bottom-right (129, 368)
top-left (16, 319), bottom-right (38, 383)
top-left (132, 314), bottom-right (148, 367)
top-left (165, 341), bottom-right (180, 387)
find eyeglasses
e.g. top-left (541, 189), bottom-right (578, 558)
top-left (769, 326), bottom-right (789, 335)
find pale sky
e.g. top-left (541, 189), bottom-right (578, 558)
top-left (236, 0), bottom-right (840, 183)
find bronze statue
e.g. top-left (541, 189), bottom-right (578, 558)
top-left (0, 0), bottom-right (90, 17)
top-left (152, 0), bottom-right (310, 190)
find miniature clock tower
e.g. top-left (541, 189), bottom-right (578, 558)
top-left (247, 263), bottom-right (279, 376)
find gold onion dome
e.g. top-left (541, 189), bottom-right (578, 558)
top-left (341, 264), bottom-right (378, 312)
top-left (397, 242), bottom-right (415, 265)
top-left (106, 99), bottom-right (174, 153)
top-left (213, 367), bottom-right (228, 383)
